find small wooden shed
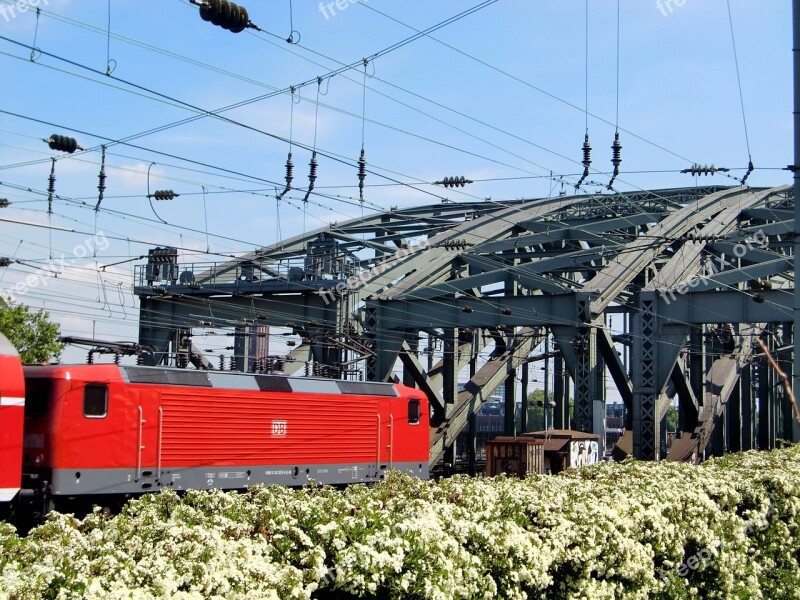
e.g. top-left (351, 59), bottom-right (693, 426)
top-left (484, 436), bottom-right (546, 477)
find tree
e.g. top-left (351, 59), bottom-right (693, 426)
top-left (526, 389), bottom-right (548, 431)
top-left (665, 405), bottom-right (679, 433)
top-left (0, 300), bottom-right (63, 363)
top-left (525, 389), bottom-right (572, 431)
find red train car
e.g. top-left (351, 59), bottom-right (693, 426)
top-left (18, 363), bottom-right (428, 511)
top-left (0, 334), bottom-right (25, 504)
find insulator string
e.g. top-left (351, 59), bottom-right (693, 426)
top-left (47, 157), bottom-right (55, 259)
top-left (95, 144), bottom-right (107, 213)
top-left (47, 157), bottom-right (56, 216)
top-left (277, 88), bottom-right (295, 201)
top-left (359, 59), bottom-right (368, 211)
top-left (146, 161), bottom-right (168, 224)
top-left (575, 134), bottom-right (591, 190)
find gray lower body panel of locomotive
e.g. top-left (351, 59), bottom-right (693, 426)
top-left (46, 462), bottom-right (429, 495)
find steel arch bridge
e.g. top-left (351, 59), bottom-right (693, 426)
top-left (135, 184), bottom-right (799, 467)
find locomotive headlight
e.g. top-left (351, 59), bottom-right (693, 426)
top-left (32, 453), bottom-right (44, 467)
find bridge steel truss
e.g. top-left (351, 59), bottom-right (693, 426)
top-left (135, 185), bottom-right (799, 466)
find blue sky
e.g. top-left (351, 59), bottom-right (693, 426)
top-left (0, 0), bottom-right (793, 367)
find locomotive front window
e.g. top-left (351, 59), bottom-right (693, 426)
top-left (408, 399), bottom-right (421, 425)
top-left (83, 384), bottom-right (108, 418)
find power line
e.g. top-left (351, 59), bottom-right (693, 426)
top-left (355, 1), bottom-right (696, 165)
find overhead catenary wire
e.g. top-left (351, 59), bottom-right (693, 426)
top-left (3, 11), bottom-right (708, 244)
top-left (1, 0), bottom-right (752, 210)
top-left (1, 129), bottom-right (397, 214)
top-left (2, 108), bottom-right (412, 222)
top-left (201, 185), bottom-right (210, 253)
top-left (0, 0), bottom-right (592, 202)
top-left (7, 135), bottom-right (736, 314)
top-left (608, 0), bottom-right (622, 191)
top-left (302, 78), bottom-right (324, 232)
top-left (29, 5), bottom-right (41, 62)
top-left (286, 0), bottom-right (299, 44)
top-left (575, 0), bottom-right (591, 191)
top-left (0, 6), bottom-right (555, 179)
top-left (0, 39), bottom-right (475, 206)
top-left (3, 169), bottom-right (684, 284)
top-left (3, 14), bottom-right (620, 209)
top-left (105, 0), bottom-right (115, 75)
top-left (726, 0), bottom-right (754, 186)
top-left (355, 0), bottom-right (696, 166)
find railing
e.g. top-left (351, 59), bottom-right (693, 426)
top-left (377, 413), bottom-right (382, 470)
top-left (156, 407), bottom-right (163, 483)
top-left (388, 414), bottom-right (394, 470)
top-left (133, 256), bottom-right (362, 289)
top-left (136, 406), bottom-right (144, 482)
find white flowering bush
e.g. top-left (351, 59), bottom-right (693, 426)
top-left (2, 445), bottom-right (800, 599)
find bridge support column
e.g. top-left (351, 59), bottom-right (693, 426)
top-left (521, 362), bottom-right (529, 433)
top-left (632, 292), bottom-right (689, 460)
top-left (138, 297), bottom-right (178, 366)
top-left (727, 379), bottom-right (743, 453)
top-left (781, 324), bottom-right (800, 443)
top-left (553, 353), bottom-right (568, 429)
top-left (442, 328), bottom-right (459, 472)
top-left (758, 337), bottom-right (775, 450)
top-left (504, 367), bottom-right (517, 436)
top-left (741, 364), bottom-right (755, 450)
top-left (552, 296), bottom-right (605, 452)
top-left (467, 341), bottom-right (478, 476)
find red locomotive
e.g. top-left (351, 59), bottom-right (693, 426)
top-left (0, 334), bottom-right (25, 505)
top-left (0, 334), bottom-right (429, 517)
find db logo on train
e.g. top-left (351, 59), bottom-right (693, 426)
top-left (271, 420), bottom-right (287, 437)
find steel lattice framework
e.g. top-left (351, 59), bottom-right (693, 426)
top-left (136, 185), bottom-right (799, 466)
